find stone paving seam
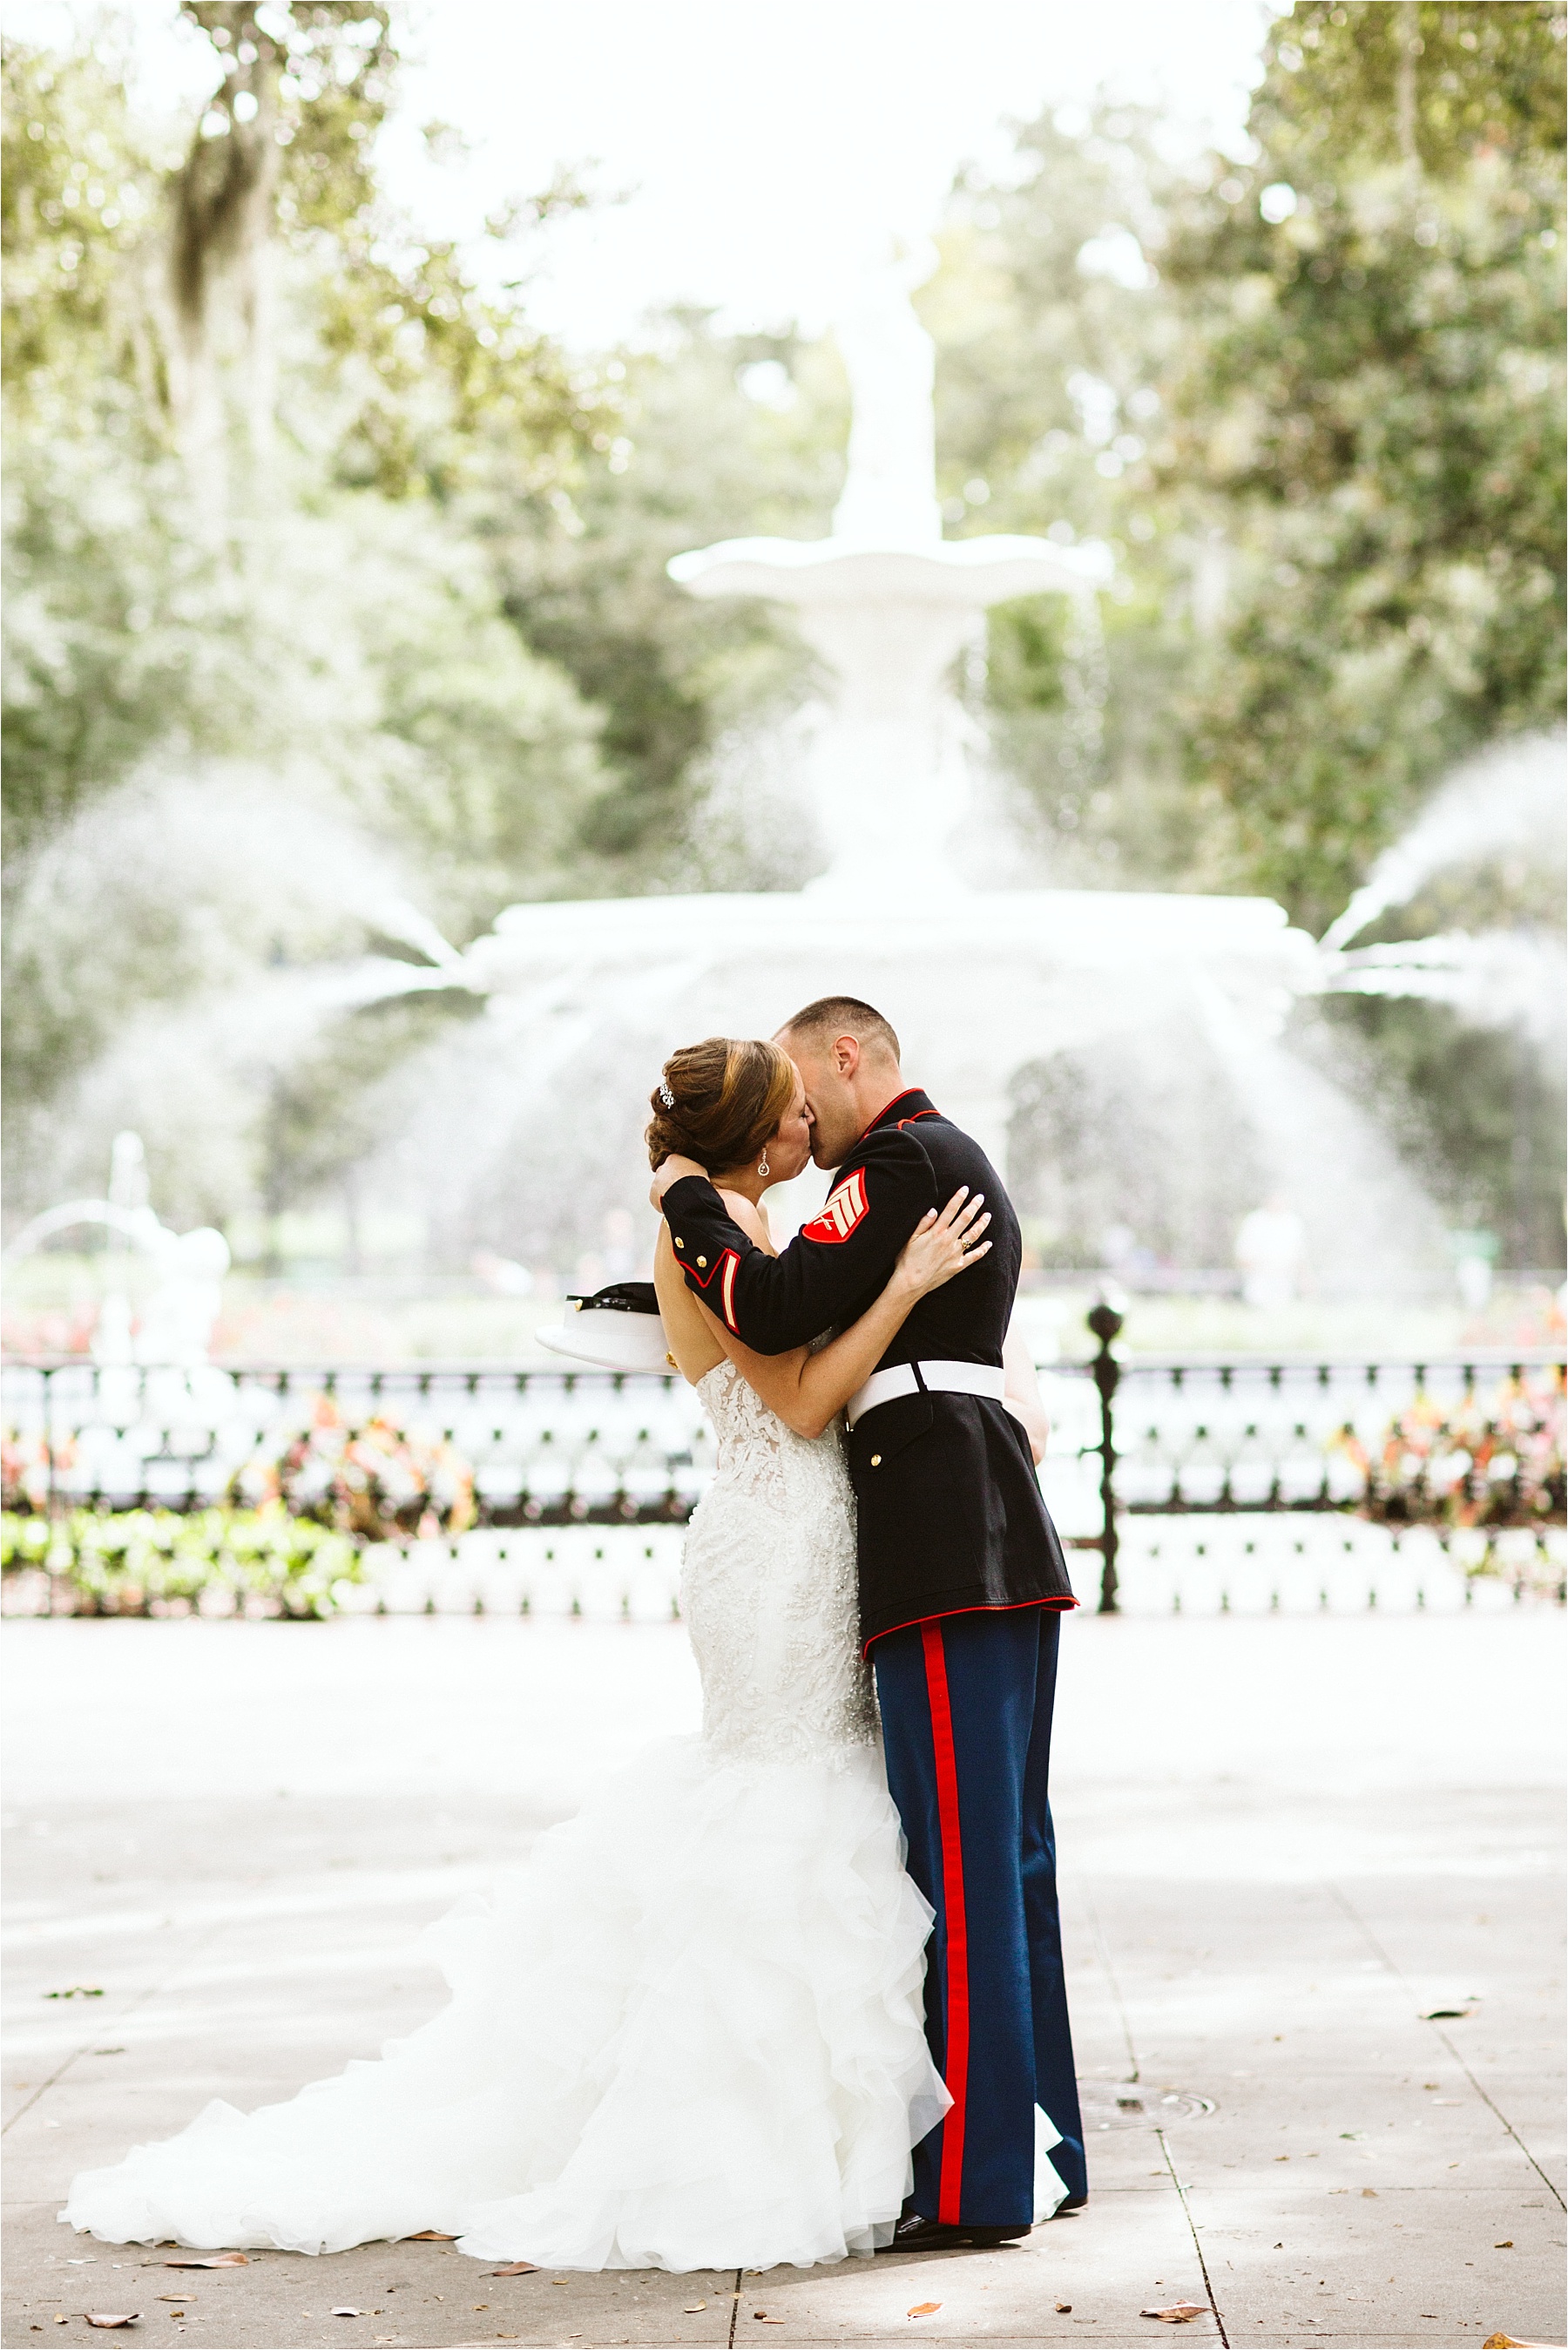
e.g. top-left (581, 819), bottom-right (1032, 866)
top-left (1080, 1878), bottom-right (1142, 2085)
top-left (1427, 2019), bottom-right (1568, 2211)
top-left (1324, 1878), bottom-right (1567, 2212)
top-left (1157, 2125), bottom-right (1230, 2346)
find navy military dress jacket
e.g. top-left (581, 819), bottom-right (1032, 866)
top-left (660, 1087), bottom-right (1078, 1651)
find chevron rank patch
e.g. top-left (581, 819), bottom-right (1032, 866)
top-left (800, 1167), bottom-right (869, 1244)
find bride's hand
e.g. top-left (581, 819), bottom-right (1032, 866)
top-left (894, 1188), bottom-right (992, 1298)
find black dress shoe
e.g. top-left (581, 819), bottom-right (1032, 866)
top-left (877, 2212), bottom-right (1031, 2252)
top-left (1053, 2193), bottom-right (1088, 2212)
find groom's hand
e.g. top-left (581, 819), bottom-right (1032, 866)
top-left (650, 1154), bottom-right (706, 1209)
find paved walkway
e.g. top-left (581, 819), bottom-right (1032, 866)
top-left (3, 1613), bottom-right (1563, 2350)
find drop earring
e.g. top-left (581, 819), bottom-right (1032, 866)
top-left (757, 1150), bottom-right (770, 1178)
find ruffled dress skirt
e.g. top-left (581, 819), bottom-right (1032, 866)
top-left (63, 1736), bottom-right (949, 2271)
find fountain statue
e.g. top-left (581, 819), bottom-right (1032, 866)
top-left (833, 240), bottom-right (944, 546)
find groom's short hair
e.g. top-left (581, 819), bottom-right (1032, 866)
top-left (779, 995), bottom-right (901, 1062)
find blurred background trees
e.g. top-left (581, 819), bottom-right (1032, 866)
top-left (3, 0), bottom-right (1562, 1289)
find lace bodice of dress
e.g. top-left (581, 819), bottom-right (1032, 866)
top-left (680, 1358), bottom-right (877, 1766)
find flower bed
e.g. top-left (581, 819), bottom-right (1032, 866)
top-left (1333, 1368), bottom-right (1565, 1561)
top-left (1, 1506), bottom-right (362, 1618)
top-left (230, 1394), bottom-right (476, 1541)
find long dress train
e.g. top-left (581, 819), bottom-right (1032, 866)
top-left (63, 1361), bottom-right (951, 2271)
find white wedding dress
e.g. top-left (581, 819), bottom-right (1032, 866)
top-left (64, 1360), bottom-right (951, 2272)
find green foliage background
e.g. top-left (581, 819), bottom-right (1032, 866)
top-left (3, 1), bottom-right (1562, 1265)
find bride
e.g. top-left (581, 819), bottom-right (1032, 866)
top-left (64, 1035), bottom-right (998, 2273)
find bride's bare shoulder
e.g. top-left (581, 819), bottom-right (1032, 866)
top-left (715, 1188), bottom-right (774, 1256)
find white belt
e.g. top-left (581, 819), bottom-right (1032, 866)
top-left (846, 1359), bottom-right (1008, 1431)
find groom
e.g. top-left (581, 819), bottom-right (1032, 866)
top-left (650, 996), bottom-right (1085, 2248)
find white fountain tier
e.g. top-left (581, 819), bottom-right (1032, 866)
top-left (462, 885), bottom-right (1315, 1170)
top-left (671, 532), bottom-right (1110, 897)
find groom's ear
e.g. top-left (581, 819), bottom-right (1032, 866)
top-left (834, 1034), bottom-right (861, 1080)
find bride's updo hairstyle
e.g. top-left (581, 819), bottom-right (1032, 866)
top-left (647, 1037), bottom-right (794, 1174)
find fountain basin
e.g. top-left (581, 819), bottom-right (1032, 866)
top-left (461, 885), bottom-right (1316, 1167)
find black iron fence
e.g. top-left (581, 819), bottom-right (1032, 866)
top-left (3, 1316), bottom-right (1563, 1615)
top-left (1059, 1306), bottom-right (1564, 1610)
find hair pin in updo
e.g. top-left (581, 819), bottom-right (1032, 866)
top-left (657, 1078), bottom-right (675, 1109)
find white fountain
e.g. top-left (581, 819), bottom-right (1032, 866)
top-left (3, 1130), bottom-right (232, 1365)
top-left (435, 253), bottom-right (1319, 1181)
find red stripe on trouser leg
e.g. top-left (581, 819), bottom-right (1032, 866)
top-left (922, 1620), bottom-right (970, 2225)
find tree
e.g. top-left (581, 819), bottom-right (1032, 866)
top-left (1, 18), bottom-right (609, 872)
top-left (1160, 0), bottom-right (1565, 932)
top-left (1, 13), bottom-right (614, 1234)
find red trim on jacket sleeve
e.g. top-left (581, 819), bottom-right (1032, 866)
top-left (680, 1245), bottom-right (742, 1334)
top-left (922, 1621), bottom-right (970, 2225)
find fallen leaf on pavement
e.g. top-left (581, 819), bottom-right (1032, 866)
top-left (163, 2254), bottom-right (248, 2269)
top-left (1140, 2304), bottom-right (1208, 2325)
top-left (683, 2303), bottom-right (708, 2313)
top-left (1056, 2306), bottom-right (1072, 2314)
top-left (489, 2264), bottom-right (537, 2276)
top-left (1339, 2131), bottom-right (1366, 2141)
top-left (404, 2231), bottom-right (456, 2242)
top-left (1482, 2335), bottom-right (1565, 2347)
top-left (84, 2321), bottom-right (140, 2332)
top-left (1423, 2007), bottom-right (1471, 2019)
top-left (1494, 2241), bottom-right (1514, 2249)
top-left (1360, 2188), bottom-right (1377, 2198)
top-left (330, 2310), bottom-right (362, 2319)
top-left (45, 1986), bottom-right (105, 1999)
top-left (909, 2305), bottom-right (941, 2318)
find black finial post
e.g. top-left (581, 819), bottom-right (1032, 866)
top-left (1086, 1300), bottom-right (1125, 1614)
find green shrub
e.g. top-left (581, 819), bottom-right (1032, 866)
top-left (1, 1505), bottom-right (362, 1618)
